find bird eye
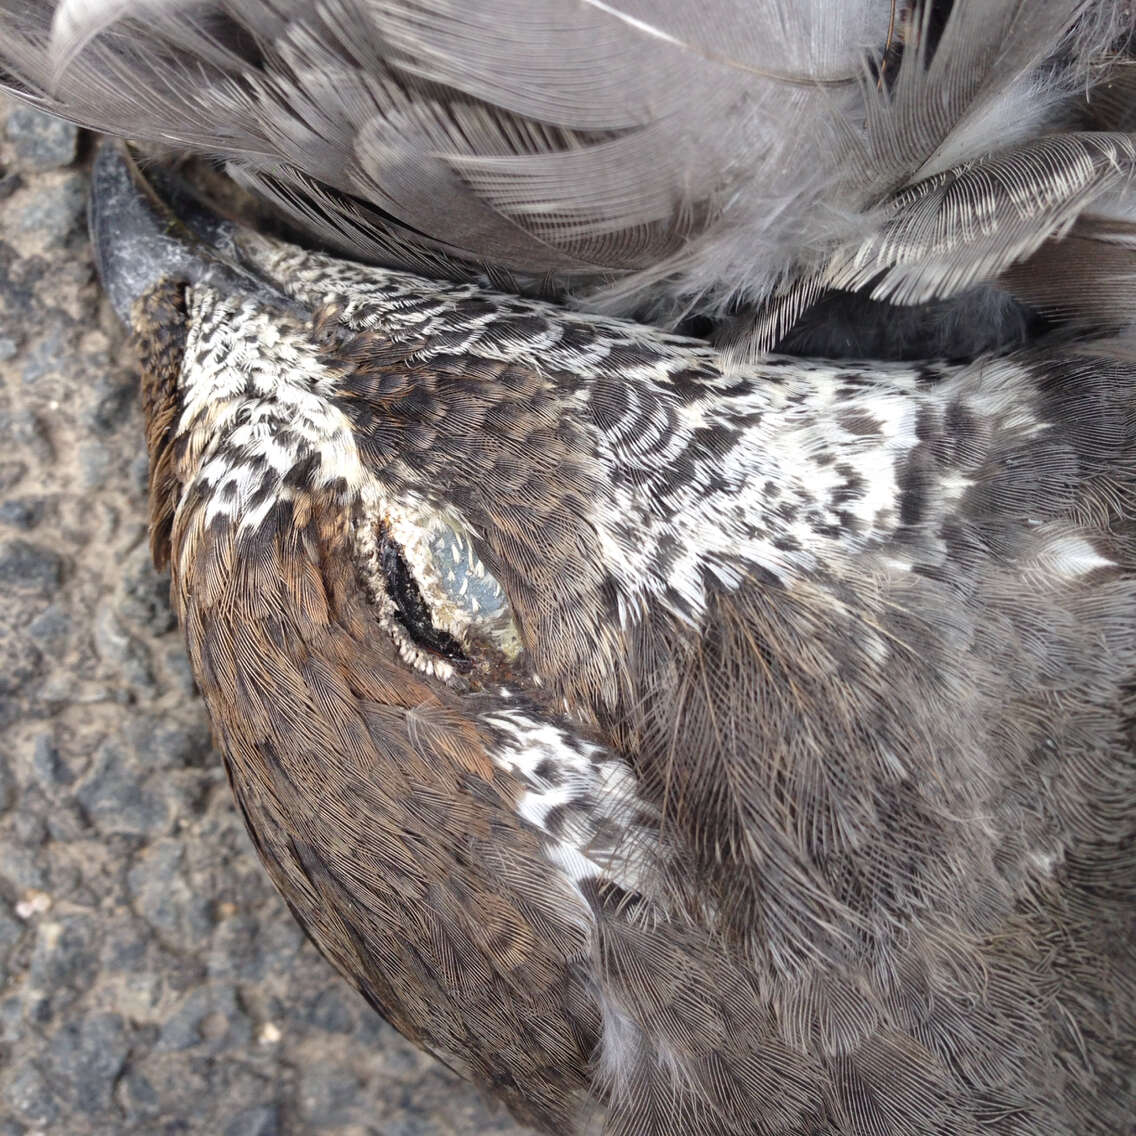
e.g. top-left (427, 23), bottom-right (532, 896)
top-left (379, 532), bottom-right (472, 671)
top-left (355, 502), bottom-right (521, 680)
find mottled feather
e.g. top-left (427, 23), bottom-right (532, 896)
top-left (117, 218), bottom-right (1136, 1133)
top-left (2, 1), bottom-right (1134, 1133)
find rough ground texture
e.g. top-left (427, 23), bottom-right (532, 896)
top-left (0, 98), bottom-right (535, 1136)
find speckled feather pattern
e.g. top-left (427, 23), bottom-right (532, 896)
top-left (129, 226), bottom-right (1136, 1136)
top-left (242, 235), bottom-right (971, 620)
top-left (1, 1), bottom-right (1132, 1131)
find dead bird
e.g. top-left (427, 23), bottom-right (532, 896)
top-left (2, 2), bottom-right (1135, 1133)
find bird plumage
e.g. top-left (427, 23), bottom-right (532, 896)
top-left (1, 1), bottom-right (1134, 1133)
top-left (2, 0), bottom-right (1134, 349)
top-left (122, 216), bottom-right (1136, 1135)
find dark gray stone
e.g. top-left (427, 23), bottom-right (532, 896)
top-left (0, 539), bottom-right (63, 596)
top-left (5, 107), bottom-right (79, 170)
top-left (32, 733), bottom-right (73, 787)
top-left (0, 497), bottom-right (45, 529)
top-left (2, 1061), bottom-right (59, 1128)
top-left (131, 450), bottom-right (151, 496)
top-left (0, 993), bottom-right (25, 1040)
top-left (0, 411), bottom-right (53, 464)
top-left (0, 460), bottom-right (27, 492)
top-left (45, 858), bottom-right (82, 899)
top-left (300, 985), bottom-right (357, 1035)
top-left (382, 1114), bottom-right (441, 1136)
top-left (207, 913), bottom-right (262, 981)
top-left (224, 1105), bottom-right (281, 1136)
top-left (128, 839), bottom-right (214, 942)
top-left (0, 896), bottom-right (22, 954)
top-left (77, 439), bottom-right (113, 489)
top-left (87, 372), bottom-right (138, 434)
top-left (156, 983), bottom-right (252, 1054)
top-left (27, 914), bottom-right (99, 995)
top-left (27, 994), bottom-right (53, 1024)
top-left (20, 326), bottom-right (68, 385)
top-left (94, 607), bottom-right (156, 690)
top-left (10, 808), bottom-right (45, 847)
top-left (13, 172), bottom-right (88, 243)
top-left (0, 837), bottom-right (47, 890)
top-left (204, 1064), bottom-right (279, 1131)
top-left (44, 799), bottom-right (89, 843)
top-left (242, 913), bottom-right (304, 982)
top-left (130, 717), bottom-right (212, 770)
top-left (117, 1067), bottom-right (162, 1123)
top-left (128, 1052), bottom-right (214, 1117)
top-left (0, 625), bottom-right (43, 697)
top-left (101, 913), bottom-right (150, 973)
top-left (165, 645), bottom-right (200, 697)
top-left (25, 604), bottom-right (71, 650)
top-left (0, 751), bottom-right (15, 812)
top-left (118, 552), bottom-right (177, 635)
top-left (45, 1011), bottom-right (131, 1113)
top-left (0, 244), bottom-right (46, 326)
top-left (76, 741), bottom-right (169, 836)
top-left (298, 1062), bottom-right (364, 1127)
top-left (157, 770), bottom-right (210, 827)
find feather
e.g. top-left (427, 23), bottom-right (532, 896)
top-left (3, 3), bottom-right (1136, 1132)
top-left (1, 0), bottom-right (1132, 352)
top-left (817, 133), bottom-right (1136, 307)
top-left (1004, 211), bottom-right (1136, 330)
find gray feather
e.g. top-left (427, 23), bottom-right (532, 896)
top-left (818, 132), bottom-right (1136, 306)
top-left (1, 0), bottom-right (1131, 350)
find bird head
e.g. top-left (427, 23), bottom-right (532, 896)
top-left (98, 141), bottom-right (719, 723)
top-left (93, 131), bottom-right (897, 976)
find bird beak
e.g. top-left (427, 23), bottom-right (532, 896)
top-left (89, 140), bottom-right (299, 327)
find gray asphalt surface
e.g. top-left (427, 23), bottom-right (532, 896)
top-left (0, 98), bottom-right (535, 1136)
